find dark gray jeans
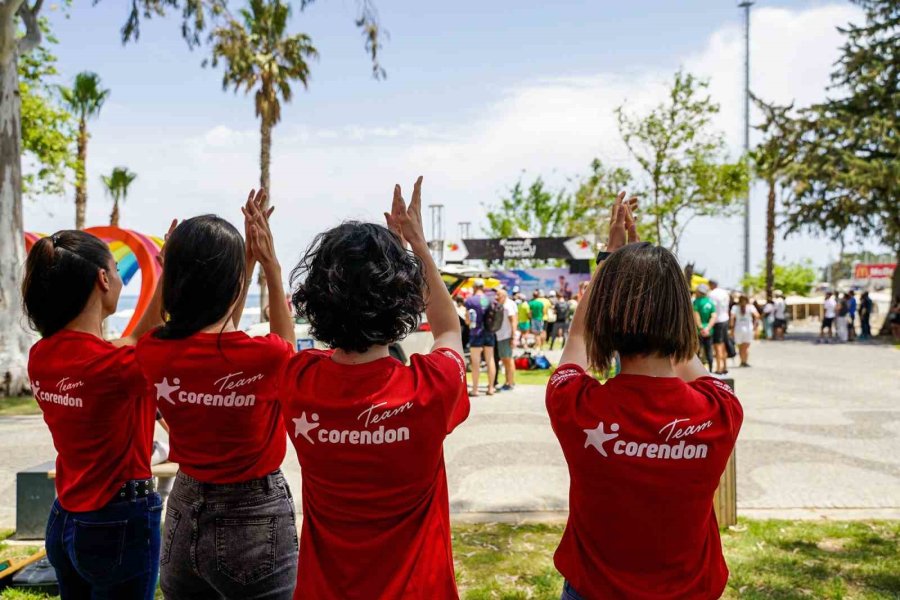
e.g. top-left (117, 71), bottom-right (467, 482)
top-left (160, 470), bottom-right (298, 600)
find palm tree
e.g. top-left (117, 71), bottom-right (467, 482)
top-left (61, 72), bottom-right (110, 230)
top-left (209, 0), bottom-right (318, 320)
top-left (101, 167), bottom-right (138, 227)
top-left (750, 95), bottom-right (799, 300)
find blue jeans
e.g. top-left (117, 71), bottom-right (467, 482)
top-left (561, 580), bottom-right (585, 600)
top-left (45, 491), bottom-right (163, 600)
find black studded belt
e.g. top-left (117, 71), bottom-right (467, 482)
top-left (114, 478), bottom-right (156, 501)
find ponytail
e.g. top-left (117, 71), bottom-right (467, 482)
top-left (22, 231), bottom-right (113, 337)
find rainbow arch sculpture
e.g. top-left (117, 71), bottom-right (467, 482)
top-left (25, 227), bottom-right (164, 337)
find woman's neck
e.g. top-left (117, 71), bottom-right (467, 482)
top-left (64, 298), bottom-right (105, 338)
top-left (618, 354), bottom-right (677, 378)
top-left (331, 345), bottom-right (390, 365)
top-left (200, 315), bottom-right (237, 335)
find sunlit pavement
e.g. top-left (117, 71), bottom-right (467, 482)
top-left (2, 331), bottom-right (898, 528)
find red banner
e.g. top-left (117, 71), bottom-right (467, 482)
top-left (854, 263), bottom-right (896, 279)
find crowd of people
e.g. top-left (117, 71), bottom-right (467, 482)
top-left (22, 184), bottom-right (741, 599)
top-left (819, 289), bottom-right (880, 343)
top-left (455, 283), bottom-right (581, 395)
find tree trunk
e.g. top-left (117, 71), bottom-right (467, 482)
top-left (877, 247), bottom-right (900, 337)
top-left (258, 116), bottom-right (272, 323)
top-left (0, 51), bottom-right (35, 396)
top-left (764, 179), bottom-right (776, 300)
top-left (74, 120), bottom-right (87, 229)
top-left (653, 184), bottom-right (662, 245)
top-left (110, 199), bottom-right (119, 227)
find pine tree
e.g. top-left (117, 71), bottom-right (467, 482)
top-left (785, 0), bottom-right (899, 330)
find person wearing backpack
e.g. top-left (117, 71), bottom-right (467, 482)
top-left (465, 279), bottom-right (497, 396)
top-left (549, 294), bottom-right (572, 350)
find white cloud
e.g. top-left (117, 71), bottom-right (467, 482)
top-left (25, 3), bottom-right (873, 288)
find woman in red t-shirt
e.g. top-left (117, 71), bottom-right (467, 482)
top-left (24, 225), bottom-right (173, 599)
top-left (546, 194), bottom-right (743, 600)
top-left (279, 177), bottom-right (469, 599)
top-left (135, 191), bottom-right (298, 600)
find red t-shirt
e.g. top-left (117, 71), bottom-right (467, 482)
top-left (136, 331), bottom-right (293, 483)
top-left (28, 330), bottom-right (155, 512)
top-left (280, 348), bottom-right (469, 600)
top-left (546, 366), bottom-right (743, 600)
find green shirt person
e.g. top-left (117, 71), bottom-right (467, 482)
top-left (528, 296), bottom-right (545, 321)
top-left (693, 294), bottom-right (716, 335)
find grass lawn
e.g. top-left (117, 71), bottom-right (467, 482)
top-left (0, 397), bottom-right (39, 417)
top-left (473, 369), bottom-right (553, 387)
top-left (4, 520), bottom-right (898, 599)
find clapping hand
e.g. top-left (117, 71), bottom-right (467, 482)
top-left (385, 176), bottom-right (428, 250)
top-left (242, 189), bottom-right (273, 267)
top-left (607, 191), bottom-right (639, 253)
top-left (156, 219), bottom-right (179, 268)
top-left (242, 189), bottom-right (278, 270)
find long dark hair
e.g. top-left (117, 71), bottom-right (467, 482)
top-left (290, 222), bottom-right (426, 353)
top-left (22, 231), bottom-right (114, 338)
top-left (584, 242), bottom-right (697, 372)
top-left (154, 215), bottom-right (246, 340)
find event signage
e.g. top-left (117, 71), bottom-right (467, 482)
top-left (444, 235), bottom-right (596, 262)
top-left (853, 263), bottom-right (895, 279)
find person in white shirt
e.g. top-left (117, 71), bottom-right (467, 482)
top-left (820, 291), bottom-right (837, 342)
top-left (730, 295), bottom-right (759, 367)
top-left (708, 280), bottom-right (732, 374)
top-left (773, 290), bottom-right (787, 340)
top-left (495, 288), bottom-right (518, 391)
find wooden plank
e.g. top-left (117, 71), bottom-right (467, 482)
top-left (713, 450), bottom-right (737, 528)
top-left (47, 462), bottom-right (179, 480)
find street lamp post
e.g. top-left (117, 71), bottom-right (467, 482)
top-left (739, 1), bottom-right (753, 287)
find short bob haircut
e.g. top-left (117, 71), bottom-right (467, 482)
top-left (584, 242), bottom-right (697, 372)
top-left (290, 222), bottom-right (426, 354)
top-left (154, 215), bottom-right (246, 340)
top-left (22, 230), bottom-right (113, 338)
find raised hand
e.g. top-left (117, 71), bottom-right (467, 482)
top-left (242, 189), bottom-right (278, 269)
top-left (607, 192), bottom-right (639, 253)
top-left (243, 189), bottom-right (273, 265)
top-left (389, 176), bottom-right (428, 250)
top-left (157, 219), bottom-right (179, 267)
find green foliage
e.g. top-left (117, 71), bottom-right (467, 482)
top-left (101, 167), bottom-right (138, 203)
top-left (59, 72), bottom-right (110, 122)
top-left (18, 19), bottom-right (75, 198)
top-left (102, 166), bottom-right (138, 226)
top-left (616, 71), bottom-right (749, 253)
top-left (484, 176), bottom-right (570, 239)
top-left (116, 0), bottom-right (385, 77)
top-left (741, 260), bottom-right (818, 297)
top-left (207, 0), bottom-right (318, 127)
top-left (786, 0), bottom-right (899, 254)
top-left (566, 159), bottom-right (646, 239)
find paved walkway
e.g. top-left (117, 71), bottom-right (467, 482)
top-left (2, 332), bottom-right (898, 528)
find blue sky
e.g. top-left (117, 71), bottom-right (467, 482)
top-left (25, 0), bottom-right (881, 289)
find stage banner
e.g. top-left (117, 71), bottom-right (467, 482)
top-left (489, 268), bottom-right (591, 298)
top-left (853, 263), bottom-right (895, 279)
top-left (443, 235), bottom-right (596, 262)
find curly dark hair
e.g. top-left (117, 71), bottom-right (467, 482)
top-left (290, 222), bottom-right (426, 353)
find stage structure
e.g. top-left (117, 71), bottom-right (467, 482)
top-left (25, 227), bottom-right (164, 337)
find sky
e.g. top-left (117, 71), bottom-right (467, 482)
top-left (23, 0), bottom-right (883, 289)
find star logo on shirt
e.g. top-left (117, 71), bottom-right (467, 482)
top-left (155, 377), bottom-right (181, 405)
top-left (584, 421), bottom-right (620, 457)
top-left (293, 412), bottom-right (320, 444)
